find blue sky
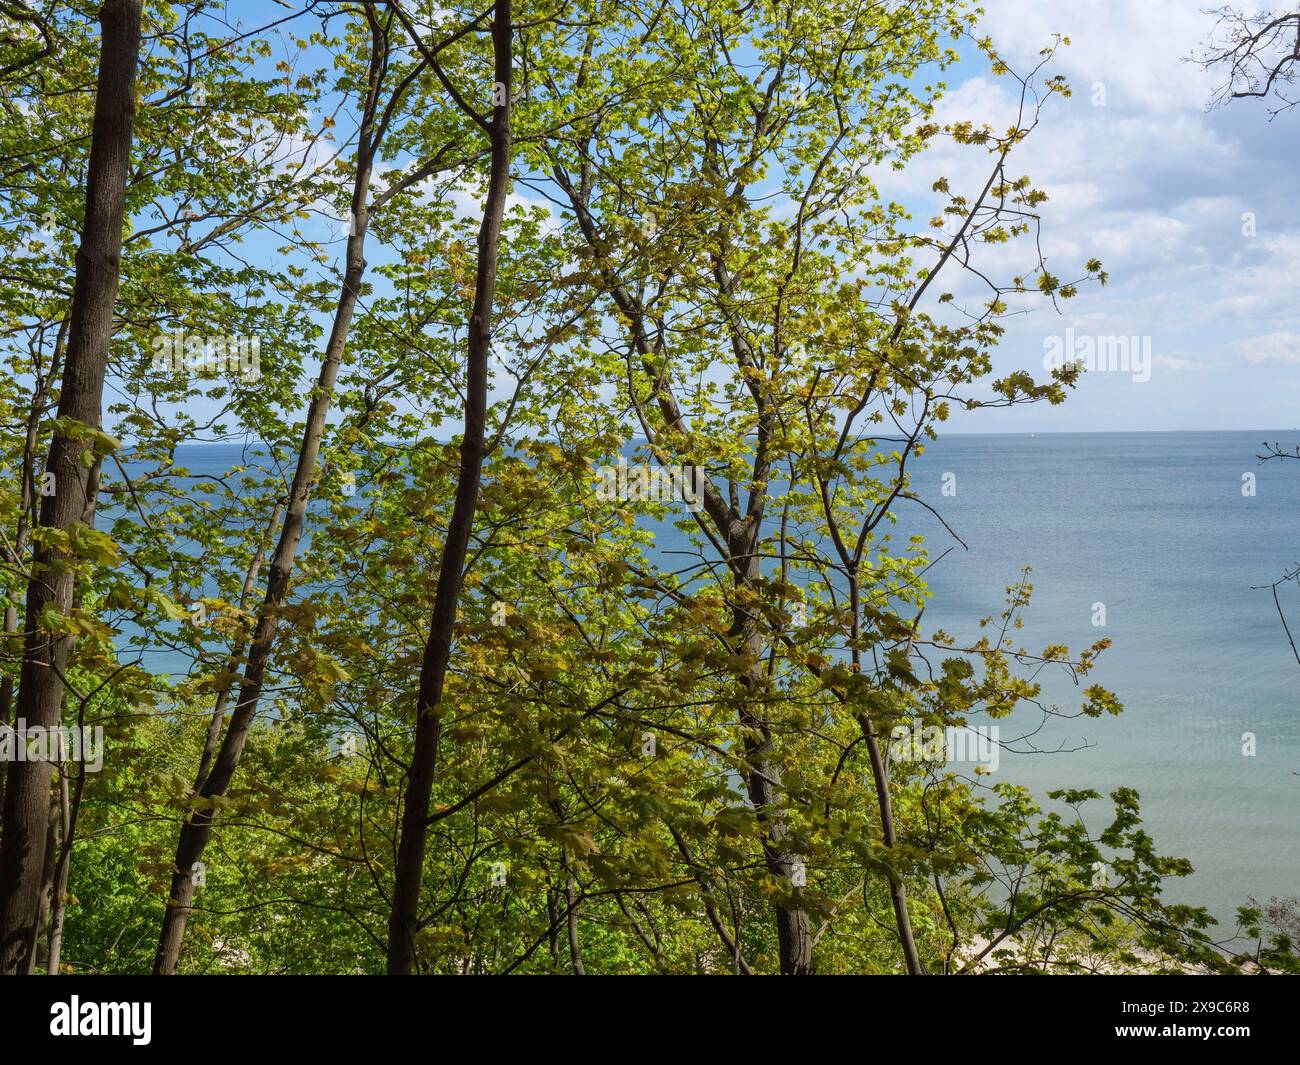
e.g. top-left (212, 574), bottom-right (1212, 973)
top-left (925, 0), bottom-right (1300, 433)
top-left (189, 1), bottom-right (1300, 438)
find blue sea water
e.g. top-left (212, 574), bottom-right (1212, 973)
top-left (140, 431), bottom-right (1299, 924)
top-left (897, 431), bottom-right (1300, 924)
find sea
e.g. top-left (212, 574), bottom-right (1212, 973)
top-left (900, 431), bottom-right (1300, 924)
top-left (131, 430), bottom-right (1300, 925)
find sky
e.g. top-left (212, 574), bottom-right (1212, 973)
top-left (184, 0), bottom-right (1300, 439)
top-left (926, 0), bottom-right (1300, 433)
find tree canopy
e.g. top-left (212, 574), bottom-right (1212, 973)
top-left (0, 0), bottom-right (1293, 977)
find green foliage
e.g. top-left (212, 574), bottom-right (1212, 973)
top-left (0, 0), bottom-right (1286, 977)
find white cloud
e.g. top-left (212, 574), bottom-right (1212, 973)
top-left (1234, 331), bottom-right (1300, 364)
top-left (975, 0), bottom-right (1229, 111)
top-left (907, 1), bottom-right (1300, 431)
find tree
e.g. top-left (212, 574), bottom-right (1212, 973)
top-left (0, 0), bottom-right (1278, 978)
top-left (152, 1), bottom-right (484, 974)
top-left (386, 0), bottom-right (514, 975)
top-left (0, 0), bottom-right (142, 976)
top-left (1200, 7), bottom-right (1300, 116)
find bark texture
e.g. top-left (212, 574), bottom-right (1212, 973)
top-left (386, 0), bottom-right (512, 974)
top-left (0, 0), bottom-right (142, 976)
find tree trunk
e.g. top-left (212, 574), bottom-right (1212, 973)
top-left (29, 789), bottom-right (60, 973)
top-left (848, 580), bottom-right (924, 975)
top-left (386, 0), bottom-right (512, 975)
top-left (733, 537), bottom-right (813, 975)
top-left (152, 27), bottom-right (387, 975)
top-left (562, 851), bottom-right (585, 975)
top-left (193, 501), bottom-right (283, 791)
top-left (0, 326), bottom-right (58, 813)
top-left (45, 770), bottom-right (72, 975)
top-left (544, 155), bottom-right (814, 975)
top-left (43, 459), bottom-right (102, 975)
top-left (0, 0), bottom-right (142, 976)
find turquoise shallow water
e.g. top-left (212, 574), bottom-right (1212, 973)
top-left (896, 431), bottom-right (1300, 923)
top-left (128, 431), bottom-right (1299, 924)
top-left (638, 429), bottom-right (1299, 922)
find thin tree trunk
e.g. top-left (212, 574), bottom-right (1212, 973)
top-left (547, 889), bottom-right (560, 970)
top-left (386, 0), bottom-right (512, 974)
top-left (545, 154), bottom-right (814, 975)
top-left (29, 788), bottom-right (60, 973)
top-left (151, 24), bottom-right (388, 975)
top-left (562, 859), bottom-right (585, 976)
top-left (667, 823), bottom-right (754, 975)
top-left (546, 795), bottom-right (586, 975)
top-left (193, 501), bottom-right (283, 789)
top-left (0, 318), bottom-right (65, 812)
top-left (733, 548), bottom-right (814, 975)
top-left (43, 459), bottom-right (102, 976)
top-left (848, 578), bottom-right (924, 975)
top-left (0, 0), bottom-right (142, 976)
top-left (0, 602), bottom-right (17, 810)
top-left (45, 769), bottom-right (71, 975)
top-left (862, 718), bottom-right (923, 972)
